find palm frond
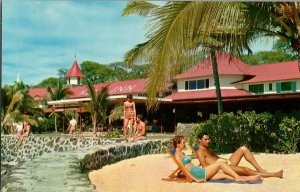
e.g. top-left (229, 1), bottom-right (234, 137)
top-left (122, 1), bottom-right (159, 17)
top-left (109, 104), bottom-right (123, 124)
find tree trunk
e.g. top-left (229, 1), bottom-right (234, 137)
top-left (298, 48), bottom-right (300, 71)
top-left (93, 115), bottom-right (97, 136)
top-left (54, 114), bottom-right (57, 133)
top-left (211, 49), bottom-right (223, 115)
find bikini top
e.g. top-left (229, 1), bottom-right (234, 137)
top-left (182, 156), bottom-right (192, 165)
top-left (124, 102), bottom-right (134, 109)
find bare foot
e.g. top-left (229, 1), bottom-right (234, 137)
top-left (274, 170), bottom-right (283, 178)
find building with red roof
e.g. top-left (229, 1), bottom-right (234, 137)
top-left (65, 59), bottom-right (84, 86)
top-left (28, 52), bottom-right (300, 132)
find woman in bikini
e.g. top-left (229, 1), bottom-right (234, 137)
top-left (173, 135), bottom-right (262, 182)
top-left (17, 121), bottom-right (31, 147)
top-left (123, 94), bottom-right (136, 141)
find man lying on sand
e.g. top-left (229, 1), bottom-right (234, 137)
top-left (195, 133), bottom-right (283, 178)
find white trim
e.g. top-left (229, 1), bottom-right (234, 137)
top-left (47, 98), bottom-right (91, 105)
top-left (47, 95), bottom-right (172, 105)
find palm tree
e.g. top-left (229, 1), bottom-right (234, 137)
top-left (122, 1), bottom-right (252, 115)
top-left (83, 78), bottom-right (109, 136)
top-left (244, 2), bottom-right (300, 68)
top-left (1, 81), bottom-right (41, 134)
top-left (47, 79), bottom-right (73, 132)
top-left (108, 103), bottom-right (123, 125)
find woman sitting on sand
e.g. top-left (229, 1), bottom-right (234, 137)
top-left (173, 135), bottom-right (262, 182)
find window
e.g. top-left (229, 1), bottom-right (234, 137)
top-left (189, 80), bottom-right (197, 90)
top-left (276, 81), bottom-right (297, 93)
top-left (281, 82), bottom-right (292, 92)
top-left (269, 83), bottom-right (272, 91)
top-left (185, 79), bottom-right (209, 90)
top-left (249, 84), bottom-right (264, 94)
top-left (197, 80), bottom-right (205, 89)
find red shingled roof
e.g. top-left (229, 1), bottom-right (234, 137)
top-left (71, 79), bottom-right (147, 98)
top-left (28, 88), bottom-right (50, 99)
top-left (175, 52), bottom-right (251, 79)
top-left (65, 60), bottom-right (84, 78)
top-left (236, 61), bottom-right (300, 84)
top-left (68, 78), bottom-right (148, 98)
top-left (28, 79), bottom-right (149, 99)
top-left (164, 89), bottom-right (252, 101)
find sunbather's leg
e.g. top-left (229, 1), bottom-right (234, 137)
top-left (210, 172), bottom-right (234, 181)
top-left (229, 146), bottom-right (266, 173)
top-left (230, 165), bottom-right (283, 178)
top-left (205, 161), bottom-right (261, 182)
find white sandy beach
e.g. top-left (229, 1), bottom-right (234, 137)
top-left (89, 149), bottom-right (300, 192)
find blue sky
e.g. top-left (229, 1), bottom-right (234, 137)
top-left (2, 0), bottom-right (274, 86)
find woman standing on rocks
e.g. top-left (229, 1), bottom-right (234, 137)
top-left (123, 94), bottom-right (136, 141)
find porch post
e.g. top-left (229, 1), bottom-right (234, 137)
top-left (80, 108), bottom-right (82, 134)
top-left (160, 107), bottom-right (163, 134)
top-left (173, 108), bottom-right (176, 135)
top-left (62, 105), bottom-right (65, 134)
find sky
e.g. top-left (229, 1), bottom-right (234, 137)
top-left (2, 0), bottom-right (274, 86)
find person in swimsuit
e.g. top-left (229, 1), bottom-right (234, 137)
top-left (123, 94), bottom-right (136, 141)
top-left (196, 133), bottom-right (283, 178)
top-left (67, 117), bottom-right (77, 138)
top-left (129, 114), bottom-right (147, 143)
top-left (17, 121), bottom-right (31, 147)
top-left (16, 122), bottom-right (23, 137)
top-left (173, 135), bottom-right (262, 182)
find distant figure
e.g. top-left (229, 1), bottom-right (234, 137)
top-left (67, 117), bottom-right (77, 138)
top-left (16, 122), bottom-right (23, 137)
top-left (17, 121), bottom-right (31, 147)
top-left (130, 114), bottom-right (147, 143)
top-left (123, 94), bottom-right (136, 141)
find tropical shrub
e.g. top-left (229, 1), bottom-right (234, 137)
top-left (104, 129), bottom-right (122, 138)
top-left (191, 110), bottom-right (300, 153)
top-left (272, 117), bottom-right (300, 153)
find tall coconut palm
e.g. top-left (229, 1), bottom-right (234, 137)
top-left (244, 2), bottom-right (300, 68)
top-left (123, 1), bottom-right (252, 115)
top-left (83, 78), bottom-right (109, 136)
top-left (47, 79), bottom-right (73, 132)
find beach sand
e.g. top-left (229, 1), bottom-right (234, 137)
top-left (89, 149), bottom-right (300, 192)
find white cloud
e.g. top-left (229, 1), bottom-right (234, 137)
top-left (3, 0), bottom-right (147, 85)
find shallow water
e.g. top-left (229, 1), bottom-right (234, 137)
top-left (2, 145), bottom-right (107, 192)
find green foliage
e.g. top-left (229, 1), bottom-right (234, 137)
top-left (33, 77), bottom-right (59, 88)
top-left (34, 116), bottom-right (62, 133)
top-left (239, 50), bottom-right (296, 65)
top-left (47, 79), bottom-right (73, 100)
top-left (191, 110), bottom-right (300, 154)
top-left (104, 129), bottom-right (122, 138)
top-left (273, 117), bottom-right (300, 153)
top-left (81, 61), bottom-right (114, 83)
top-left (80, 61), bottom-right (148, 85)
top-left (1, 81), bottom-right (42, 133)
